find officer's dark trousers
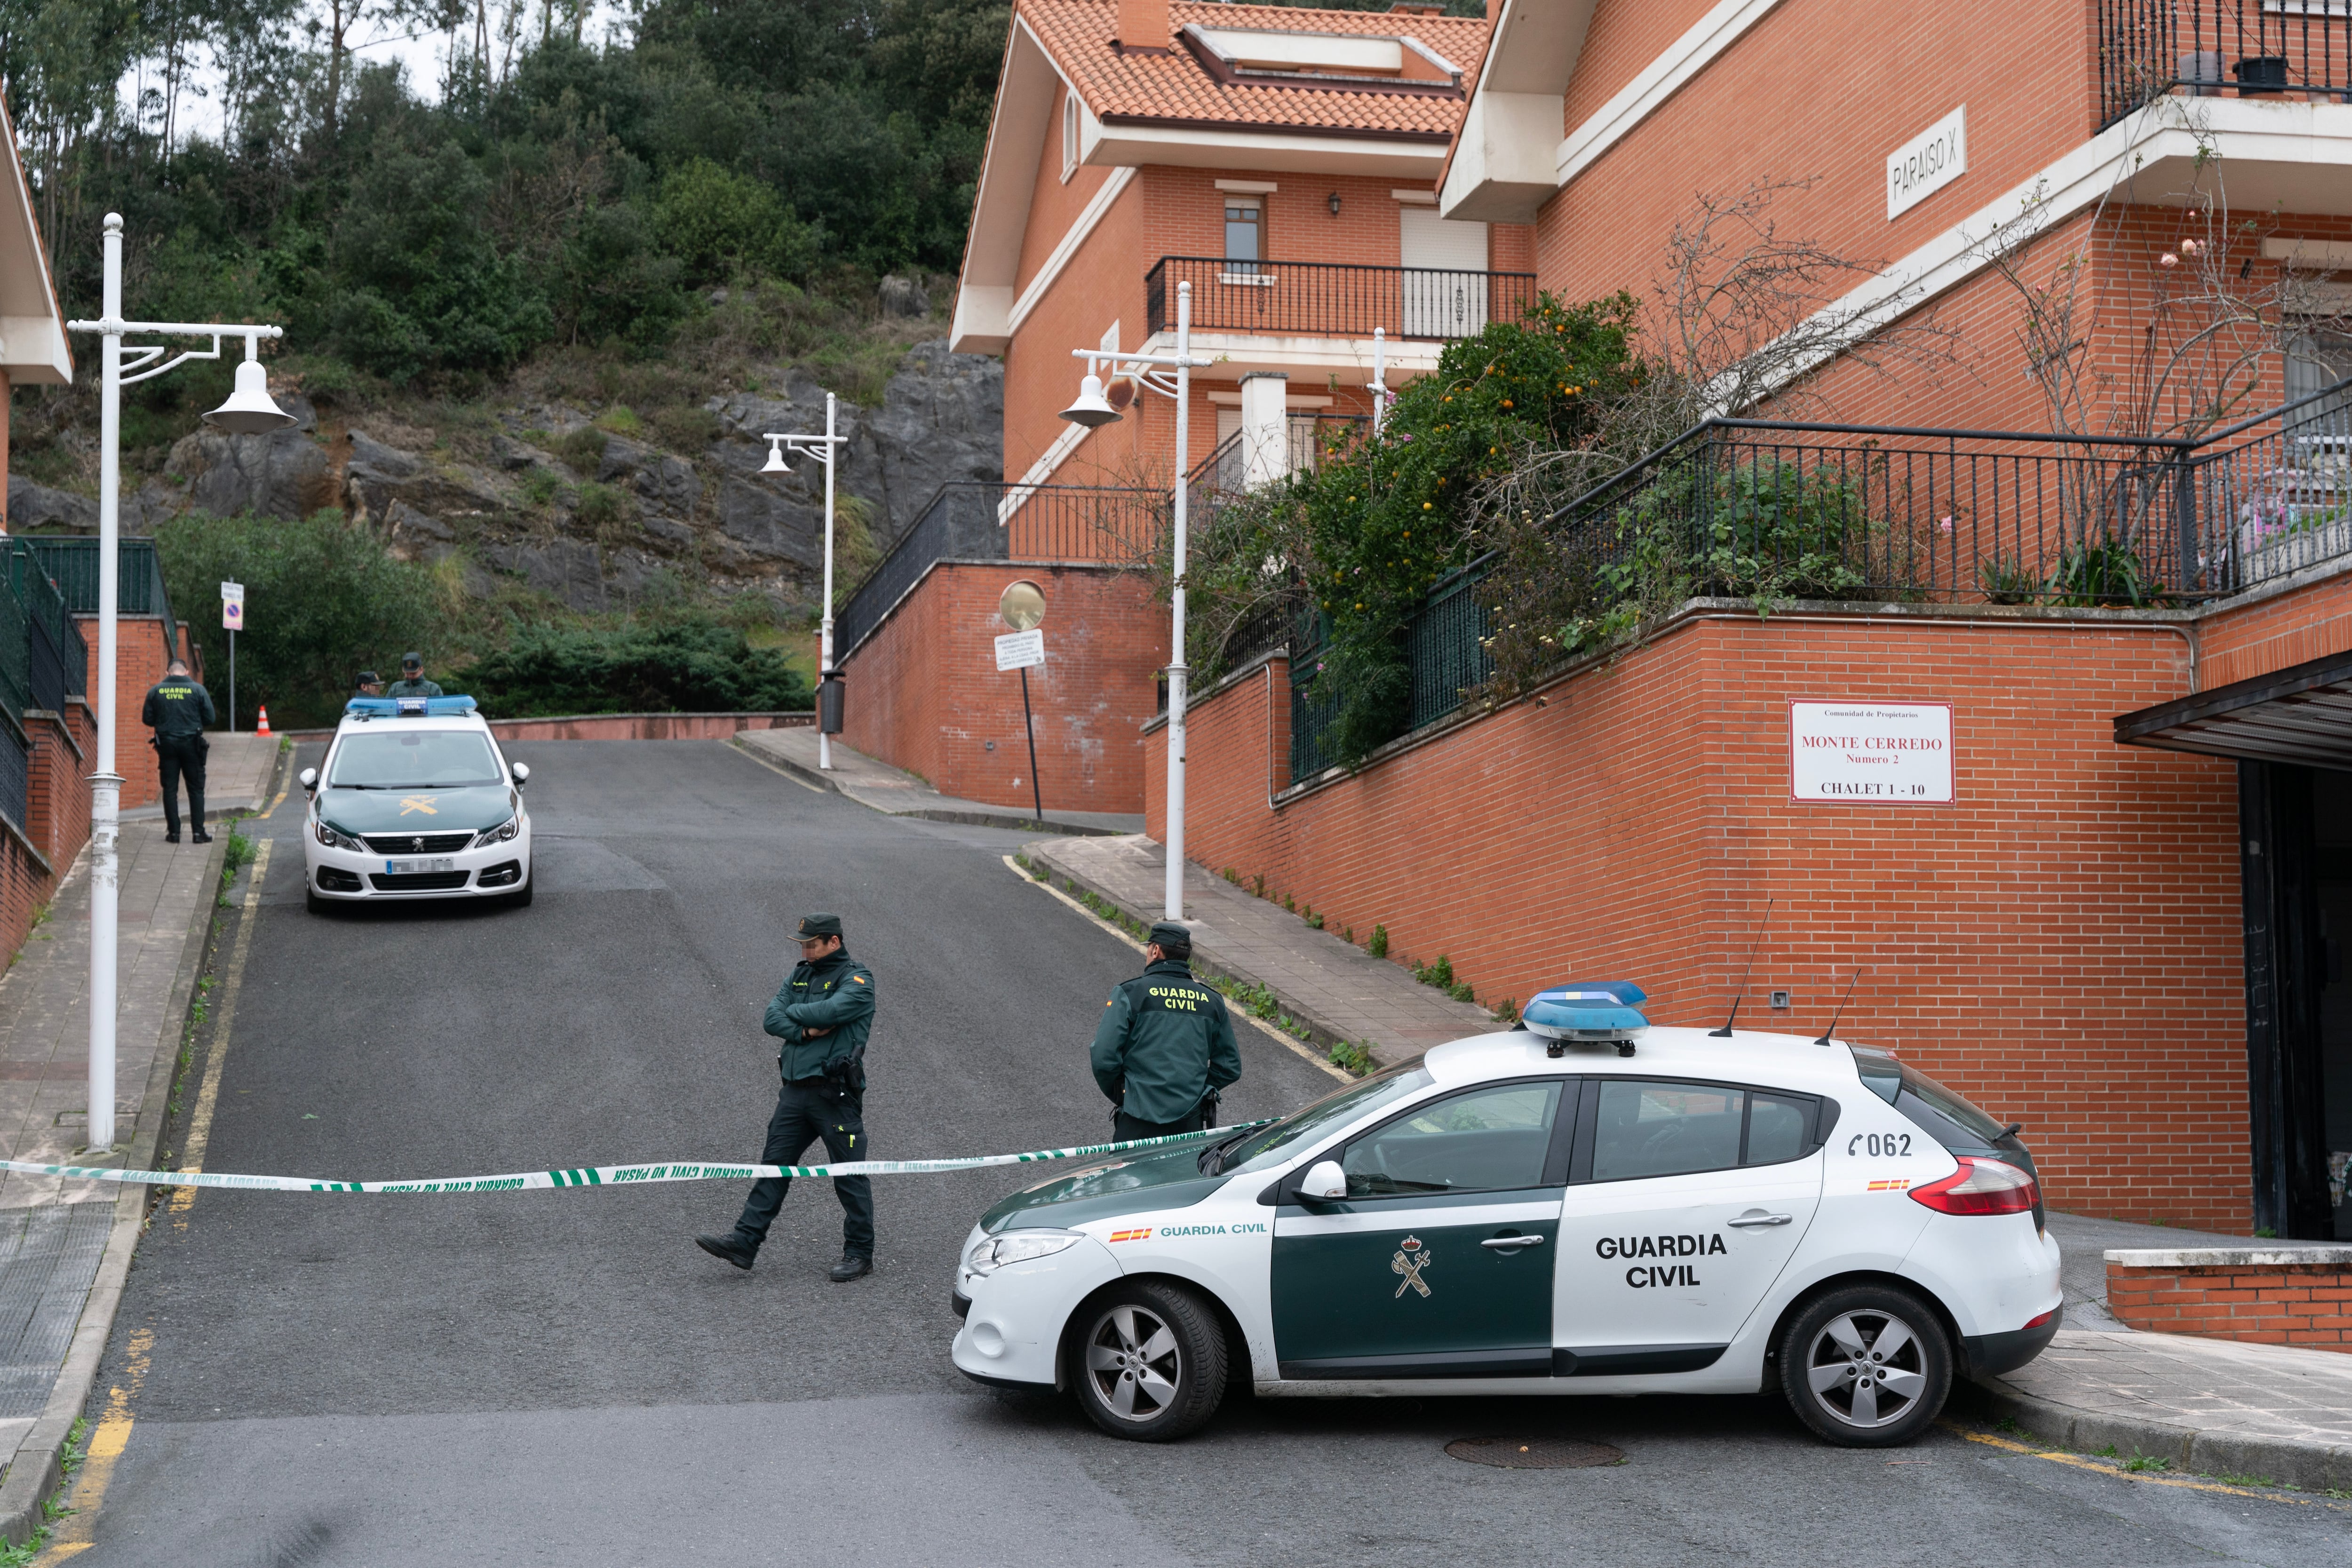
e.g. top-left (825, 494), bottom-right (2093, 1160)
top-left (156, 734), bottom-right (207, 835)
top-left (731, 1079), bottom-right (874, 1257)
top-left (1114, 1105), bottom-right (1206, 1144)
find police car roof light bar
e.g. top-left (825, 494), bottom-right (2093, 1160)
top-left (345, 695), bottom-right (480, 718)
top-left (1815, 968), bottom-right (1864, 1046)
top-left (1523, 981), bottom-right (1649, 1059)
top-left (1708, 896), bottom-right (1775, 1038)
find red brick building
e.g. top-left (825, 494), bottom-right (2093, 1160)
top-left (839, 0), bottom-right (1532, 812)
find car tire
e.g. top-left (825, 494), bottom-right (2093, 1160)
top-left (1779, 1284), bottom-right (1953, 1447)
top-left (1069, 1280), bottom-right (1227, 1442)
top-left (305, 886), bottom-right (326, 915)
top-left (506, 865), bottom-right (533, 908)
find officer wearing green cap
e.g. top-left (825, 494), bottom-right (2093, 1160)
top-left (1092, 921), bottom-right (1240, 1142)
top-left (696, 912), bottom-right (878, 1281)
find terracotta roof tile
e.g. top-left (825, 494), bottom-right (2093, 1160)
top-left (1020, 0), bottom-right (1491, 140)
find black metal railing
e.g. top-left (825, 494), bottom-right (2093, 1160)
top-left (1289, 377), bottom-right (2352, 778)
top-left (834, 482), bottom-right (1164, 659)
top-left (1187, 414), bottom-right (1371, 523)
top-left (8, 542), bottom-right (86, 704)
top-left (1147, 256), bottom-right (1538, 342)
top-left (2098, 0), bottom-right (2352, 128)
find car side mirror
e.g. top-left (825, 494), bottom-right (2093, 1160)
top-left (298, 767), bottom-right (317, 793)
top-left (1299, 1160), bottom-right (1347, 1202)
top-left (511, 763), bottom-right (530, 787)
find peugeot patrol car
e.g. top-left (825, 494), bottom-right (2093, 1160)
top-left (300, 696), bottom-right (533, 910)
top-left (950, 982), bottom-right (2059, 1446)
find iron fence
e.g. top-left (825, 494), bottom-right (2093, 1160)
top-left (1287, 375), bottom-right (2352, 778)
top-left (0, 722), bottom-right (26, 835)
top-left (8, 543), bottom-right (86, 702)
top-left (1147, 256), bottom-right (1538, 342)
top-left (2098, 0), bottom-right (2352, 128)
top-left (834, 483), bottom-right (1165, 659)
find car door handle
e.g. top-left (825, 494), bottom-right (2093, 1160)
top-left (1481, 1234), bottom-right (1546, 1251)
top-left (1726, 1212), bottom-right (1793, 1228)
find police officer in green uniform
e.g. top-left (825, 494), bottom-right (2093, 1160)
top-left (385, 652), bottom-right (442, 699)
top-left (697, 913), bottom-right (878, 1281)
top-left (140, 658), bottom-right (215, 845)
top-left (1092, 922), bottom-right (1241, 1142)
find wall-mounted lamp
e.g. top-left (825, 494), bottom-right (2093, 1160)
top-left (1327, 192), bottom-right (1342, 216)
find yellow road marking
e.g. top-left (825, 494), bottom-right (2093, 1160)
top-left (1002, 854), bottom-right (1352, 1083)
top-left (257, 768), bottom-right (292, 820)
top-left (1947, 1423), bottom-right (2350, 1510)
top-left (171, 838), bottom-right (271, 1222)
top-left (35, 1327), bottom-right (152, 1561)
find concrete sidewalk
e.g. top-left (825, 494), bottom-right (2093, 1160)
top-left (734, 729), bottom-right (1143, 837)
top-left (1025, 834), bottom-right (1496, 1064)
top-left (119, 732), bottom-right (280, 822)
top-left (1027, 833), bottom-right (2352, 1491)
top-left (0, 743), bottom-right (276, 1542)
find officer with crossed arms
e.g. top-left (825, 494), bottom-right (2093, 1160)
top-left (1092, 922), bottom-right (1241, 1142)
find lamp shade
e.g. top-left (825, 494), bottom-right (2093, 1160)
top-left (760, 441), bottom-right (791, 474)
top-left (1059, 372), bottom-right (1122, 428)
top-left (203, 358), bottom-right (298, 435)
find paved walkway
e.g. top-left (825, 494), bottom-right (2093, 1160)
top-left (1026, 834), bottom-right (1495, 1064)
top-left (734, 729), bottom-right (1142, 837)
top-left (120, 733), bottom-right (279, 822)
top-left (0, 742), bottom-right (266, 1538)
top-left (1027, 835), bottom-right (2352, 1488)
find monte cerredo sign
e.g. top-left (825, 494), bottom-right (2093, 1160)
top-left (1789, 701), bottom-right (1954, 804)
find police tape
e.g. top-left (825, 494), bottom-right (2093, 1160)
top-left (0, 1121), bottom-right (1274, 1195)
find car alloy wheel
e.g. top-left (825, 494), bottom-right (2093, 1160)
top-left (1068, 1280), bottom-right (1227, 1441)
top-left (1779, 1284), bottom-right (1951, 1447)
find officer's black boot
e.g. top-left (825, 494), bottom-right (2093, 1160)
top-left (694, 1234), bottom-right (755, 1271)
top-left (829, 1251), bottom-right (873, 1282)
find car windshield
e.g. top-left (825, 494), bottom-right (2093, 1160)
top-left (1217, 1063), bottom-right (1435, 1175)
top-left (328, 730), bottom-right (503, 789)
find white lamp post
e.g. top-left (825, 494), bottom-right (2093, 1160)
top-left (760, 391), bottom-right (847, 769)
top-left (65, 212), bottom-right (293, 1154)
top-left (1058, 282), bottom-right (1198, 921)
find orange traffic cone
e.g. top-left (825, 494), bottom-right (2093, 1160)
top-left (255, 706), bottom-right (271, 737)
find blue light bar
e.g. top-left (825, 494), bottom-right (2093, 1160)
top-left (345, 695), bottom-right (479, 717)
top-left (1523, 980), bottom-right (1650, 1042)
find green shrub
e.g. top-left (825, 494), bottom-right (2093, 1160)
top-left (575, 481), bottom-right (631, 533)
top-left (555, 427), bottom-right (609, 474)
top-left (1368, 924), bottom-right (1389, 958)
top-left (650, 405), bottom-right (723, 450)
top-left (156, 509), bottom-right (445, 729)
top-left (451, 613), bottom-right (813, 716)
top-left (653, 158), bottom-right (822, 286)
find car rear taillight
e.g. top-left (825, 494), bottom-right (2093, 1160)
top-left (1908, 1155), bottom-right (2039, 1217)
top-left (2020, 1308), bottom-right (2057, 1329)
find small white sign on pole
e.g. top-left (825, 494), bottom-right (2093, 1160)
top-left (1789, 701), bottom-right (1955, 804)
top-left (221, 581), bottom-right (245, 631)
top-left (994, 629), bottom-right (1045, 671)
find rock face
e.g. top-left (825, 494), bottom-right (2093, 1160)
top-left (878, 276), bottom-right (932, 318)
top-left (159, 393), bottom-right (333, 521)
top-left (5, 476), bottom-right (97, 531)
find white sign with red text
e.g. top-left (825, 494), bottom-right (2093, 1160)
top-left (1789, 701), bottom-right (1954, 804)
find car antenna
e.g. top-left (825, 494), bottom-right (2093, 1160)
top-left (1815, 967), bottom-right (1864, 1046)
top-left (1708, 897), bottom-right (1774, 1037)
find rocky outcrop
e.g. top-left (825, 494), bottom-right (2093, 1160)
top-left (343, 431), bottom-right (516, 540)
top-left (4, 476), bottom-right (97, 531)
top-left (158, 393), bottom-right (333, 521)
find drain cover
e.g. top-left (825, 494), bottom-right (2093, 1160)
top-left (1445, 1437), bottom-right (1624, 1469)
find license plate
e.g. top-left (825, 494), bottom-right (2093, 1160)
top-left (385, 858), bottom-right (455, 875)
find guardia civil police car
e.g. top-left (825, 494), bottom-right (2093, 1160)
top-left (950, 982), bottom-right (2060, 1445)
top-left (299, 696), bottom-right (534, 911)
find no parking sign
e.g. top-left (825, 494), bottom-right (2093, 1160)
top-left (222, 581), bottom-right (245, 631)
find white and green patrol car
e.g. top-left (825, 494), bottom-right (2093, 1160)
top-left (298, 696), bottom-right (534, 911)
top-left (950, 982), bottom-right (2060, 1445)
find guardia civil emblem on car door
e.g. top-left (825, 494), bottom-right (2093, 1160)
top-left (1391, 1235), bottom-right (1434, 1298)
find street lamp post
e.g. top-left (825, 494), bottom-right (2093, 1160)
top-left (1058, 282), bottom-right (1199, 922)
top-left (761, 392), bottom-right (848, 769)
top-left (65, 213), bottom-right (293, 1154)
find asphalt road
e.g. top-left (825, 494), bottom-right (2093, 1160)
top-left (63, 741), bottom-right (2352, 1566)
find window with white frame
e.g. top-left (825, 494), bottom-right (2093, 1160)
top-left (1062, 92), bottom-right (1078, 182)
top-left (1224, 196), bottom-right (1263, 276)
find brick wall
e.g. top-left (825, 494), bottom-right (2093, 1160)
top-left (2107, 1251), bottom-right (2352, 1349)
top-left (1147, 607), bottom-right (2254, 1230)
top-left (839, 562), bottom-right (1161, 812)
top-left (2200, 571), bottom-right (2352, 691)
top-left (0, 699), bottom-right (94, 973)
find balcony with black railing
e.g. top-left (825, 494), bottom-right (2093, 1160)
top-left (2098, 0), bottom-right (2352, 128)
top-left (1146, 257), bottom-right (1537, 342)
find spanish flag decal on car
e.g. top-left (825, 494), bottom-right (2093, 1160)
top-left (1108, 1227), bottom-right (1152, 1243)
top-left (1867, 1178), bottom-right (1911, 1192)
